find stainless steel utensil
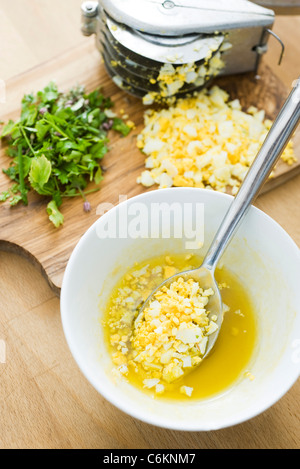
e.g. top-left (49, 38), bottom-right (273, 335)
top-left (81, 0), bottom-right (280, 101)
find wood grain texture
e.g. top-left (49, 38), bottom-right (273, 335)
top-left (0, 1), bottom-right (299, 449)
top-left (0, 40), bottom-right (299, 293)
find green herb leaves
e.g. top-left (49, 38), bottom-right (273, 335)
top-left (0, 82), bottom-right (131, 227)
top-left (29, 154), bottom-right (52, 195)
top-left (47, 200), bottom-right (64, 228)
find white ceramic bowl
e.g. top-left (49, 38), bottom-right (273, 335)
top-left (60, 188), bottom-right (300, 431)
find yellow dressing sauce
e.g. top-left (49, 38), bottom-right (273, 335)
top-left (102, 253), bottom-right (257, 401)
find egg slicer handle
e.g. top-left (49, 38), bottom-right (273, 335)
top-left (202, 78), bottom-right (300, 272)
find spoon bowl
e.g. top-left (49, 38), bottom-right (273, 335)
top-left (135, 265), bottom-right (223, 359)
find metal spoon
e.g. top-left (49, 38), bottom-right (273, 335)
top-left (135, 77), bottom-right (300, 360)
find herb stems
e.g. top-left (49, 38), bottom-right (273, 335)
top-left (17, 144), bottom-right (28, 205)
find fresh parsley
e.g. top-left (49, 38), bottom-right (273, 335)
top-left (0, 82), bottom-right (131, 227)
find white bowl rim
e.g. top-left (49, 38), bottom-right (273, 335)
top-left (60, 187), bottom-right (300, 431)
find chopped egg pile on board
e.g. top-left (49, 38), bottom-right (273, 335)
top-left (103, 258), bottom-right (220, 398)
top-left (137, 86), bottom-right (296, 194)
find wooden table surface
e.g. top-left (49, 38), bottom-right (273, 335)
top-left (0, 0), bottom-right (299, 449)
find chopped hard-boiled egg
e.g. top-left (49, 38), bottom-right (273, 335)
top-left (132, 276), bottom-right (216, 385)
top-left (104, 260), bottom-right (217, 396)
top-left (137, 86), bottom-right (296, 194)
top-left (142, 46), bottom-right (227, 106)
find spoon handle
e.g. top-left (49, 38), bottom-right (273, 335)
top-left (203, 78), bottom-right (300, 272)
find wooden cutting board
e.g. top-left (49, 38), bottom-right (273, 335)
top-left (0, 40), bottom-right (299, 295)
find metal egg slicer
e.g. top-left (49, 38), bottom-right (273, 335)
top-left (81, 0), bottom-right (284, 103)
